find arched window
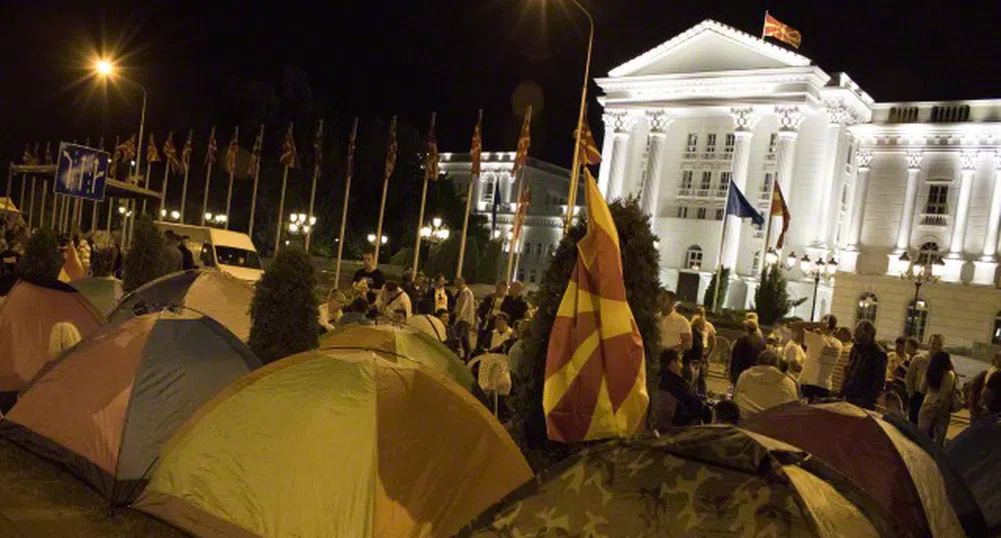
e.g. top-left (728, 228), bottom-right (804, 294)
top-left (481, 174), bottom-right (496, 204)
top-left (905, 298), bottom-right (929, 341)
top-left (685, 245), bottom-right (703, 270)
top-left (857, 293), bottom-right (879, 323)
top-left (917, 241), bottom-right (941, 265)
top-left (993, 312), bottom-right (1001, 345)
top-left (751, 251), bottom-right (761, 274)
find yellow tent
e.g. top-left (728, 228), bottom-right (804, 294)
top-left (136, 349), bottom-right (532, 538)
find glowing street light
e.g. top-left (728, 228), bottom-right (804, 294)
top-left (94, 59), bottom-right (114, 76)
top-left (93, 57), bottom-right (148, 180)
top-left (367, 233), bottom-right (388, 246)
top-left (289, 213), bottom-right (317, 234)
top-left (420, 216), bottom-right (450, 245)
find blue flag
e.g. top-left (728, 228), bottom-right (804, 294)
top-left (490, 181), bottom-right (502, 232)
top-left (725, 183), bottom-right (764, 227)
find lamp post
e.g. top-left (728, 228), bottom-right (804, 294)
top-left (367, 233), bottom-right (388, 247)
top-left (159, 208), bottom-right (182, 222)
top-left (772, 250), bottom-right (838, 322)
top-left (203, 212), bottom-right (228, 227)
top-left (94, 59), bottom-right (148, 180)
top-left (898, 250), bottom-right (943, 337)
top-left (419, 217), bottom-right (450, 246)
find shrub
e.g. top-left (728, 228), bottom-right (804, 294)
top-left (753, 264), bottom-right (791, 325)
top-left (19, 228), bottom-right (62, 279)
top-left (703, 267), bottom-right (730, 310)
top-left (123, 215), bottom-right (169, 292)
top-left (248, 246), bottom-right (320, 363)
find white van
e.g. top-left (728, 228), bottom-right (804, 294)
top-left (154, 222), bottom-right (264, 283)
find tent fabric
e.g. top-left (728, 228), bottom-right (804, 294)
top-left (0, 311), bottom-right (261, 504)
top-left (457, 426), bottom-right (907, 538)
top-left (407, 314), bottom-right (447, 341)
top-left (0, 275), bottom-right (105, 392)
top-left (947, 413), bottom-right (1001, 533)
top-left (135, 349), bottom-right (532, 538)
top-left (743, 401), bottom-right (966, 538)
top-left (319, 323), bottom-right (475, 392)
top-left (109, 269), bottom-right (253, 340)
top-left (70, 276), bottom-right (124, 316)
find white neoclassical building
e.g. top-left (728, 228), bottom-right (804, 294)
top-left (439, 151), bottom-right (573, 287)
top-left (596, 19), bottom-right (1001, 348)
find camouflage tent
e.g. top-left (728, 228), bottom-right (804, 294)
top-left (458, 426), bottom-right (911, 538)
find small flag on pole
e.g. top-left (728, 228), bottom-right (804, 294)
top-left (247, 125), bottom-right (263, 175)
top-left (346, 120), bottom-right (357, 176)
top-left (511, 182), bottom-right (531, 242)
top-left (771, 182), bottom-right (792, 249)
top-left (181, 131), bottom-right (193, 173)
top-left (426, 115), bottom-right (439, 180)
top-left (575, 113), bottom-right (601, 166)
top-left (147, 133), bottom-right (161, 163)
top-left (279, 123), bottom-right (299, 169)
top-left (470, 112), bottom-right (483, 176)
top-left (22, 144), bottom-right (37, 166)
top-left (762, 12), bottom-right (802, 48)
top-left (224, 127), bottom-right (239, 174)
top-left (384, 118), bottom-right (398, 181)
top-left (204, 128), bottom-right (218, 167)
top-left (725, 183), bottom-right (764, 226)
top-left (512, 106), bottom-right (533, 177)
top-left (43, 142), bottom-right (53, 165)
top-left (313, 121), bottom-right (324, 167)
top-left (544, 166), bottom-right (648, 442)
top-left (116, 136), bottom-right (137, 161)
top-left (163, 132), bottom-right (182, 175)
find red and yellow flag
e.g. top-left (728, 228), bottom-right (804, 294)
top-left (771, 181), bottom-right (791, 249)
top-left (163, 132), bottom-right (182, 175)
top-left (384, 116), bottom-right (398, 181)
top-left (22, 144), bottom-right (37, 166)
top-left (204, 127), bottom-right (218, 167)
top-left (181, 130), bottom-right (193, 173)
top-left (43, 142), bottom-right (54, 165)
top-left (512, 106), bottom-right (532, 178)
top-left (279, 123), bottom-right (299, 169)
top-left (247, 125), bottom-right (264, 175)
top-left (762, 13), bottom-right (802, 48)
top-left (511, 183), bottom-right (531, 243)
top-left (576, 113), bottom-right (601, 166)
top-left (147, 133), bottom-right (161, 163)
top-left (470, 110), bottom-right (483, 176)
top-left (313, 120), bottom-right (324, 168)
top-left (224, 127), bottom-right (239, 174)
top-left (426, 113), bottom-right (439, 180)
top-left (543, 167), bottom-right (648, 443)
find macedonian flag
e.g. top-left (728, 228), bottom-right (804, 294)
top-left (762, 12), bottom-right (801, 49)
top-left (543, 167), bottom-right (648, 443)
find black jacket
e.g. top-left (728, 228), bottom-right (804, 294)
top-left (500, 295), bottom-right (529, 324)
top-left (729, 333), bottom-right (765, 385)
top-left (842, 342), bottom-right (888, 410)
top-left (653, 370), bottom-right (710, 429)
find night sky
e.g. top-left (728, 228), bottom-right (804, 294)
top-left (3, 0), bottom-right (1001, 168)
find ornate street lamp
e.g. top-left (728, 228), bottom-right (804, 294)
top-left (420, 216), bottom-right (450, 245)
top-left (898, 250), bottom-right (943, 337)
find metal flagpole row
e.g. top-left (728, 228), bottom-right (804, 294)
top-left (456, 110), bottom-right (483, 280)
top-left (333, 118), bottom-right (358, 288)
top-left (712, 181), bottom-right (733, 313)
top-left (373, 116), bottom-right (397, 262)
top-left (305, 120), bottom-right (323, 251)
top-left (412, 112), bottom-right (436, 275)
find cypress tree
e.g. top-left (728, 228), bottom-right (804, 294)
top-left (248, 246), bottom-right (320, 363)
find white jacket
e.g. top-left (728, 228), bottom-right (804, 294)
top-left (733, 365), bottom-right (799, 419)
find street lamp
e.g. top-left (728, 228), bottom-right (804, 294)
top-left (776, 251), bottom-right (838, 321)
top-left (420, 216), bottom-right (450, 245)
top-left (899, 250), bottom-right (944, 337)
top-left (289, 213), bottom-right (317, 234)
top-left (159, 209), bottom-right (181, 221)
top-left (93, 58), bottom-right (148, 179)
top-left (367, 233), bottom-right (388, 246)
top-left (204, 212), bottom-right (228, 226)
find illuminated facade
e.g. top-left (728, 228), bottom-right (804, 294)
top-left (596, 19), bottom-right (1001, 347)
top-left (439, 152), bottom-right (574, 287)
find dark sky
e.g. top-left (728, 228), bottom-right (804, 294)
top-left (2, 0), bottom-right (1001, 167)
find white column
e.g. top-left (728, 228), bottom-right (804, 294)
top-left (773, 105), bottom-right (804, 199)
top-left (720, 107), bottom-right (758, 270)
top-left (948, 151), bottom-right (977, 257)
top-left (640, 110), bottom-right (670, 216)
top-left (895, 151), bottom-right (924, 253)
top-left (814, 109), bottom-right (845, 247)
top-left (846, 151), bottom-right (873, 250)
top-left (604, 112), bottom-right (634, 200)
top-left (982, 153), bottom-right (1001, 260)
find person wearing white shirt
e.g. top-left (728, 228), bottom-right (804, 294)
top-left (733, 348), bottom-right (799, 419)
top-left (485, 313), bottom-right (514, 353)
top-left (905, 333), bottom-right (944, 425)
top-left (795, 315), bottom-right (843, 401)
top-left (783, 328), bottom-right (806, 381)
top-left (658, 291), bottom-right (692, 352)
top-left (377, 281), bottom-right (411, 321)
top-left (453, 276), bottom-right (476, 359)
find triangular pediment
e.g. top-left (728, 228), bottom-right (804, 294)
top-left (609, 20), bottom-right (811, 77)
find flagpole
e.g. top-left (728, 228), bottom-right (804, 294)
top-left (374, 116), bottom-right (396, 262)
top-left (158, 157), bottom-right (170, 221)
top-left (224, 126), bottom-right (239, 230)
top-left (50, 187), bottom-right (58, 229)
top-left (505, 167), bottom-right (527, 283)
top-left (106, 197), bottom-right (113, 233)
top-left (412, 112), bottom-right (436, 275)
top-left (248, 126), bottom-right (263, 239)
top-left (334, 118), bottom-right (358, 288)
top-left (91, 201), bottom-right (99, 232)
top-left (274, 165), bottom-right (290, 255)
top-left (564, 0), bottom-right (594, 236)
top-left (142, 162), bottom-right (152, 217)
top-left (762, 11), bottom-right (768, 39)
top-left (760, 174), bottom-right (778, 278)
top-left (712, 181), bottom-right (733, 313)
top-left (180, 131), bottom-right (192, 224)
top-left (18, 174), bottom-right (26, 222)
top-left (28, 176), bottom-right (36, 229)
top-left (40, 182), bottom-right (47, 231)
top-left (457, 109), bottom-right (482, 279)
top-left (305, 120), bottom-right (323, 252)
top-left (202, 127), bottom-right (216, 226)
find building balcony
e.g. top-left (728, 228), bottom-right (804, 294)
top-left (695, 188), bottom-right (712, 198)
top-left (683, 151), bottom-right (698, 160)
top-left (678, 187), bottom-right (693, 197)
top-left (714, 188), bottom-right (728, 199)
top-left (721, 151), bottom-right (734, 161)
top-left (757, 190), bottom-right (771, 202)
top-left (701, 151), bottom-right (717, 160)
top-left (764, 152), bottom-right (777, 162)
top-left (919, 213), bottom-right (949, 228)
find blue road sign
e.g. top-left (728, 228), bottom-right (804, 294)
top-left (55, 142), bottom-right (109, 201)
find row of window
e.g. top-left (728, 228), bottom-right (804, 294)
top-left (685, 133), bottom-right (737, 155)
top-left (520, 242), bottom-right (556, 260)
top-left (676, 206), bottom-right (725, 220)
top-left (888, 105), bottom-right (971, 124)
top-left (679, 170), bottom-right (732, 196)
top-left (856, 292), bottom-right (931, 341)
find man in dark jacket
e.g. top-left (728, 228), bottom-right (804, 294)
top-left (652, 349), bottom-right (711, 429)
top-left (729, 319), bottom-right (766, 386)
top-left (500, 281), bottom-right (529, 324)
top-left (841, 320), bottom-right (888, 410)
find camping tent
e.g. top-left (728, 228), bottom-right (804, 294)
top-left (743, 402), bottom-right (973, 538)
top-left (136, 349), bottom-right (533, 538)
top-left (457, 425), bottom-right (908, 537)
top-left (0, 311), bottom-right (261, 504)
top-left (70, 276), bottom-right (124, 316)
top-left (109, 269), bottom-right (253, 340)
top-left (0, 275), bottom-right (105, 394)
top-left (319, 323), bottom-right (474, 392)
top-left (947, 413), bottom-right (1001, 533)
top-left (407, 314), bottom-right (447, 341)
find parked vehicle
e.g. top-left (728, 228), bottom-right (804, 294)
top-left (154, 223), bottom-right (263, 283)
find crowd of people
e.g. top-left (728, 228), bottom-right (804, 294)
top-left (652, 289), bottom-right (1001, 446)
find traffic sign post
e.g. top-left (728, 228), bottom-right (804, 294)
top-left (55, 142), bottom-right (109, 201)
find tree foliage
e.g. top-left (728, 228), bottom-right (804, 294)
top-left (19, 228), bottom-right (62, 279)
top-left (249, 246), bottom-right (320, 363)
top-left (123, 215), bottom-right (170, 292)
top-left (753, 264), bottom-right (792, 325)
top-left (703, 267), bottom-right (731, 310)
top-left (511, 197), bottom-right (661, 470)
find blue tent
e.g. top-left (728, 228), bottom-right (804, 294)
top-left (947, 413), bottom-right (1001, 534)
